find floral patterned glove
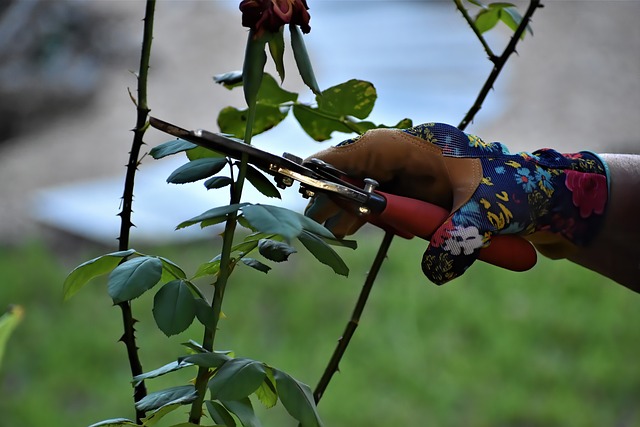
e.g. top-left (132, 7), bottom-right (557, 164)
top-left (305, 123), bottom-right (609, 285)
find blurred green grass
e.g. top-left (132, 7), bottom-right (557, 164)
top-left (1, 228), bottom-right (638, 427)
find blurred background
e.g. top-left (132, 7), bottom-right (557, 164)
top-left (0, 1), bottom-right (639, 426)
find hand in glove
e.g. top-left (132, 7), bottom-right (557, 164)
top-left (305, 123), bottom-right (609, 285)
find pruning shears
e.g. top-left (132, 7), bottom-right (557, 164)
top-left (150, 117), bottom-right (536, 272)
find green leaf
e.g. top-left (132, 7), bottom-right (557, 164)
top-left (290, 24), bottom-right (320, 95)
top-left (208, 358), bottom-right (266, 401)
top-left (133, 360), bottom-right (193, 385)
top-left (187, 145), bottom-right (226, 161)
top-left (206, 400), bottom-right (237, 427)
top-left (243, 30), bottom-right (268, 107)
top-left (141, 402), bottom-right (182, 426)
top-left (153, 280), bottom-right (197, 337)
top-left (298, 230), bottom-right (349, 277)
top-left (63, 249), bottom-right (136, 300)
top-left (177, 203), bottom-right (248, 230)
top-left (245, 165), bottom-right (281, 199)
top-left (257, 239), bottom-right (296, 262)
top-left (108, 256), bottom-right (163, 304)
top-left (217, 104), bottom-right (289, 139)
top-left (292, 104), bottom-right (351, 142)
top-left (136, 385), bottom-right (197, 412)
top-left (240, 258), bottom-right (271, 274)
top-left (500, 5), bottom-right (533, 38)
top-left (257, 73), bottom-right (298, 106)
top-left (167, 157), bottom-right (228, 184)
top-left (0, 305), bottom-right (23, 367)
top-left (254, 367), bottom-right (277, 409)
top-left (273, 369), bottom-right (323, 427)
top-left (181, 352), bottom-right (232, 369)
top-left (268, 28), bottom-right (286, 82)
top-left (231, 239), bottom-right (260, 256)
top-left (150, 139), bottom-right (197, 159)
top-left (158, 256), bottom-right (187, 282)
top-left (475, 8), bottom-right (500, 33)
top-left (240, 204), bottom-right (303, 242)
top-left (214, 70), bottom-right (243, 89)
top-left (193, 258), bottom-right (221, 279)
top-left (194, 297), bottom-right (218, 330)
top-left (88, 419), bottom-right (137, 427)
top-left (204, 176), bottom-right (233, 190)
top-left (317, 80), bottom-right (376, 120)
top-left (221, 397), bottom-right (262, 427)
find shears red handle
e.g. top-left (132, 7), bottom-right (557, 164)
top-left (367, 191), bottom-right (537, 272)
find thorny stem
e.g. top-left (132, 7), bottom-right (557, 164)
top-left (313, 231), bottom-right (394, 403)
top-left (116, 0), bottom-right (155, 423)
top-left (313, 0), bottom-right (542, 406)
top-left (453, 0), bottom-right (498, 62)
top-left (458, 0), bottom-right (542, 130)
top-left (188, 110), bottom-right (255, 424)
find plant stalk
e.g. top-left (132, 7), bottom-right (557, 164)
top-left (458, 0), bottom-right (542, 130)
top-left (313, 231), bottom-right (394, 403)
top-left (116, 0), bottom-right (155, 422)
top-left (188, 109), bottom-right (255, 424)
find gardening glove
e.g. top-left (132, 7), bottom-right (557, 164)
top-left (305, 123), bottom-right (609, 285)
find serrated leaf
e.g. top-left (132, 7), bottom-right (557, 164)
top-left (187, 145), bottom-right (226, 161)
top-left (317, 80), bottom-right (376, 120)
top-left (153, 280), bottom-right (197, 337)
top-left (257, 239), bottom-right (296, 262)
top-left (0, 305), bottom-right (23, 367)
top-left (88, 419), bottom-right (137, 427)
top-left (231, 239), bottom-right (260, 256)
top-left (292, 104), bottom-right (352, 142)
top-left (141, 402), bottom-right (182, 426)
top-left (475, 8), bottom-right (500, 33)
top-left (158, 256), bottom-right (187, 282)
top-left (204, 176), bottom-right (233, 190)
top-left (167, 158), bottom-right (228, 184)
top-left (180, 352), bottom-right (232, 368)
top-left (182, 339), bottom-right (207, 354)
top-left (206, 400), bottom-right (237, 427)
top-left (108, 256), bottom-right (163, 304)
top-left (217, 104), bottom-right (289, 139)
top-left (290, 24), bottom-right (320, 95)
top-left (193, 258), bottom-right (221, 279)
top-left (500, 6), bottom-right (533, 38)
top-left (194, 298), bottom-right (218, 330)
top-left (221, 397), bottom-right (262, 427)
top-left (133, 360), bottom-right (193, 385)
top-left (255, 367), bottom-right (277, 409)
top-left (241, 204), bottom-right (303, 242)
top-left (240, 258), bottom-right (271, 273)
top-left (177, 203), bottom-right (248, 230)
top-left (246, 165), bottom-right (281, 198)
top-left (214, 70), bottom-right (243, 89)
top-left (63, 249), bottom-right (136, 301)
top-left (136, 385), bottom-right (197, 412)
top-left (257, 73), bottom-right (298, 106)
top-left (298, 230), bottom-right (349, 277)
top-left (150, 139), bottom-right (197, 159)
top-left (273, 369), bottom-right (322, 427)
top-left (208, 358), bottom-right (266, 401)
top-left (268, 28), bottom-right (286, 82)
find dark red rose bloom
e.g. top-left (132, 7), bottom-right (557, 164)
top-left (240, 0), bottom-right (311, 36)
